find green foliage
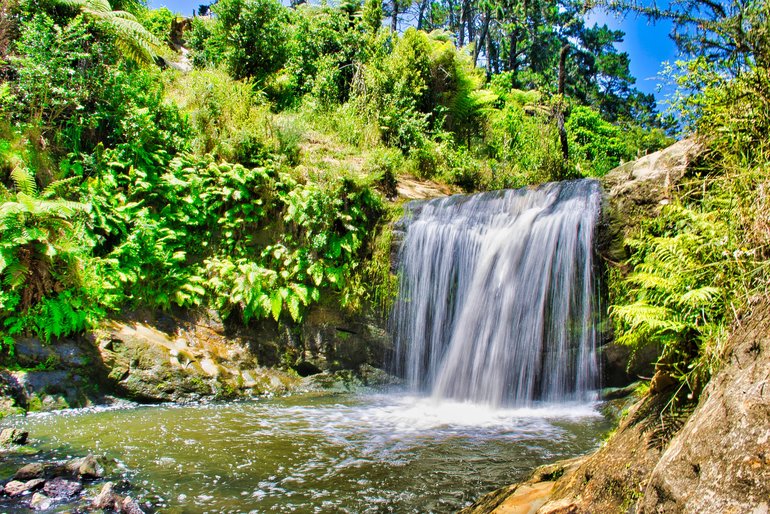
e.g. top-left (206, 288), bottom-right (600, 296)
top-left (10, 14), bottom-right (109, 129)
top-left (164, 68), bottom-right (274, 166)
top-left (283, 5), bottom-right (367, 107)
top-left (43, 0), bottom-right (162, 64)
top-left (566, 105), bottom-right (631, 177)
top-left (611, 204), bottom-right (734, 399)
top-left (138, 6), bottom-right (175, 44)
top-left (201, 0), bottom-right (291, 83)
top-left (483, 90), bottom-right (564, 187)
top-left (0, 164), bottom-right (103, 342)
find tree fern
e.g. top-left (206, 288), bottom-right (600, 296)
top-left (48, 0), bottom-right (163, 64)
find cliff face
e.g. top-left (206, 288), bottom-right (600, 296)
top-left (639, 301), bottom-right (770, 513)
top-left (529, 300), bottom-right (770, 514)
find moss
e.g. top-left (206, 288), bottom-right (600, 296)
top-left (27, 394), bottom-right (43, 412)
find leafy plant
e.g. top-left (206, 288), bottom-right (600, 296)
top-left (0, 165), bottom-right (102, 342)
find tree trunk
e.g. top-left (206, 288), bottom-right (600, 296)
top-left (391, 0), bottom-right (398, 33)
top-left (473, 10), bottom-right (491, 66)
top-left (417, 0), bottom-right (429, 29)
top-left (557, 44), bottom-right (569, 162)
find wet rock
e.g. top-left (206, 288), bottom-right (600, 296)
top-left (121, 496), bottom-right (146, 514)
top-left (66, 454), bottom-right (105, 479)
top-left (91, 320), bottom-right (299, 403)
top-left (93, 482), bottom-right (121, 510)
top-left (43, 477), bottom-right (83, 499)
top-left (0, 428), bottom-right (28, 446)
top-left (92, 482), bottom-right (146, 513)
top-left (29, 492), bottom-right (52, 510)
top-left (4, 478), bottom-right (43, 496)
top-left (358, 364), bottom-right (401, 387)
top-left (600, 382), bottom-right (641, 401)
top-left (14, 462), bottom-right (44, 480)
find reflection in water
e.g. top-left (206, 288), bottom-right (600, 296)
top-left (6, 392), bottom-right (610, 513)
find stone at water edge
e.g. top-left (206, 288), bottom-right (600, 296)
top-left (13, 462), bottom-right (45, 480)
top-left (122, 496), bottom-right (146, 514)
top-left (30, 492), bottom-right (53, 510)
top-left (4, 478), bottom-right (44, 497)
top-left (93, 482), bottom-right (121, 510)
top-left (0, 428), bottom-right (28, 446)
top-left (65, 453), bottom-right (106, 478)
top-left (43, 477), bottom-right (83, 499)
top-left (93, 481), bottom-right (146, 514)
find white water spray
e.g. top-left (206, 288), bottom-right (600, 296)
top-left (392, 180), bottom-right (602, 407)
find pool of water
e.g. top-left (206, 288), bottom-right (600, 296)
top-left (2, 391), bottom-right (610, 513)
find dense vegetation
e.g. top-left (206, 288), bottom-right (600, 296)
top-left (608, 0), bottom-right (770, 409)
top-left (0, 0), bottom-right (672, 351)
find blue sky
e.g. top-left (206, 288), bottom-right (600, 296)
top-left (148, 0), bottom-right (680, 104)
top-left (585, 8), bottom-right (679, 104)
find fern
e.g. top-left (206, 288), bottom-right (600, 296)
top-left (10, 166), bottom-right (37, 196)
top-left (49, 0), bottom-right (163, 64)
top-left (612, 201), bottom-right (735, 401)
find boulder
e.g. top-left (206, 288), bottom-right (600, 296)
top-left (29, 492), bottom-right (52, 510)
top-left (93, 481), bottom-right (121, 510)
top-left (65, 454), bottom-right (106, 479)
top-left (43, 477), bottom-right (83, 499)
top-left (4, 478), bottom-right (44, 496)
top-left (639, 302), bottom-right (770, 513)
top-left (14, 462), bottom-right (44, 480)
top-left (598, 137), bottom-right (704, 263)
top-left (92, 481), bottom-right (145, 514)
top-left (0, 428), bottom-right (28, 446)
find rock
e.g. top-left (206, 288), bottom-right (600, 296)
top-left (43, 477), bottom-right (83, 499)
top-left (600, 382), bottom-right (641, 401)
top-left (93, 482), bottom-right (121, 510)
top-left (14, 462), bottom-right (45, 480)
top-left (29, 492), bottom-right (53, 510)
top-left (4, 478), bottom-right (45, 496)
top-left (640, 302), bottom-right (770, 513)
top-left (66, 454), bottom-right (105, 478)
top-left (598, 137), bottom-right (704, 263)
top-left (538, 498), bottom-right (580, 514)
top-left (4, 479), bottom-right (44, 496)
top-left (0, 428), bottom-right (28, 445)
top-left (648, 369), bottom-right (676, 395)
top-left (92, 482), bottom-right (145, 513)
top-left (121, 496), bottom-right (146, 514)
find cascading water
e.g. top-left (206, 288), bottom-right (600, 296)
top-left (391, 179), bottom-right (602, 407)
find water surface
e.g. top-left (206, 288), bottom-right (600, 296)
top-left (5, 392), bottom-right (610, 513)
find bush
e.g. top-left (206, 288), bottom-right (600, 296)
top-left (164, 68), bottom-right (274, 166)
top-left (566, 105), bottom-right (630, 177)
top-left (211, 0), bottom-right (291, 82)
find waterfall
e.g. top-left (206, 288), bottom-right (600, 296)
top-left (391, 180), bottom-right (602, 407)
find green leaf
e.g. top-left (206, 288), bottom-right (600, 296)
top-left (270, 290), bottom-right (282, 321)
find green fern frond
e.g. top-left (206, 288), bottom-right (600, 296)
top-left (41, 176), bottom-right (81, 199)
top-left (49, 0), bottom-right (112, 12)
top-left (678, 286), bottom-right (721, 307)
top-left (627, 271), bottom-right (677, 292)
top-left (612, 302), bottom-right (686, 333)
top-left (10, 166), bottom-right (37, 196)
top-left (5, 261), bottom-right (29, 289)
